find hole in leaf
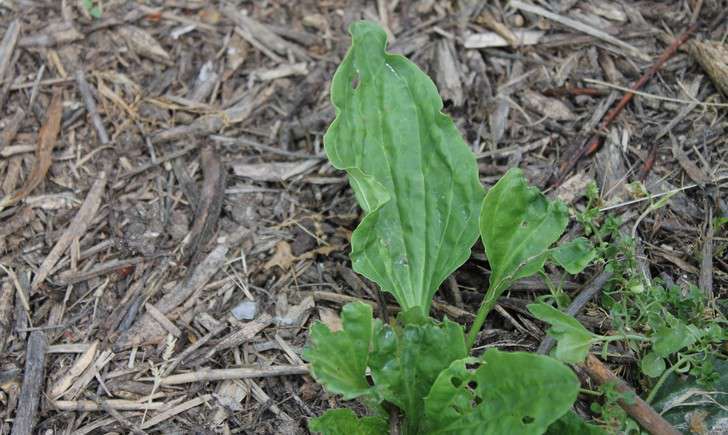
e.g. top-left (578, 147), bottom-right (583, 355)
top-left (522, 416), bottom-right (534, 424)
top-left (521, 220), bottom-right (529, 228)
top-left (351, 73), bottom-right (360, 89)
top-left (467, 381), bottom-right (478, 390)
top-left (465, 362), bottom-right (480, 371)
top-left (474, 396), bottom-right (482, 405)
top-left (451, 377), bottom-right (462, 388)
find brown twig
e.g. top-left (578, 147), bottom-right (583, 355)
top-left (11, 331), bottom-right (47, 435)
top-left (699, 206), bottom-right (713, 297)
top-left (0, 20), bottom-right (20, 108)
top-left (158, 365), bottom-right (309, 385)
top-left (543, 86), bottom-right (607, 97)
top-left (552, 23), bottom-right (699, 188)
top-left (180, 146), bottom-right (225, 265)
top-left (204, 313), bottom-right (273, 359)
top-left (97, 397), bottom-right (148, 435)
top-left (52, 399), bottom-right (166, 412)
top-left (75, 70), bottom-right (110, 144)
top-left (161, 321), bottom-right (228, 376)
top-left (31, 171), bottom-right (107, 290)
top-left (583, 354), bottom-right (681, 435)
top-left (0, 108), bottom-right (25, 153)
top-left (0, 279), bottom-right (14, 353)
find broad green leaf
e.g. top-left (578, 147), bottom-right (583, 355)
top-left (545, 410), bottom-right (607, 435)
top-left (480, 168), bottom-right (568, 295)
top-left (303, 302), bottom-right (377, 400)
top-left (641, 352), bottom-right (666, 378)
top-left (324, 21), bottom-right (484, 314)
top-left (653, 317), bottom-right (699, 357)
top-left (369, 317), bottom-right (467, 434)
top-left (528, 303), bottom-right (598, 363)
top-left (309, 409), bottom-right (388, 435)
top-left (423, 349), bottom-right (579, 434)
top-left (550, 237), bottom-right (596, 274)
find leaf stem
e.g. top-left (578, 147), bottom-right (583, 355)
top-left (645, 355), bottom-right (690, 404)
top-left (466, 288), bottom-right (498, 350)
top-left (601, 334), bottom-right (651, 343)
top-left (579, 388), bottom-right (602, 396)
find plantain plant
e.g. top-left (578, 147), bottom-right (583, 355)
top-left (304, 21), bottom-right (597, 435)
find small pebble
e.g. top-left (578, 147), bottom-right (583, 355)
top-left (231, 300), bottom-right (258, 320)
top-left (511, 13), bottom-right (525, 27)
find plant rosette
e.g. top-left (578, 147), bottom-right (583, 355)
top-left (304, 21), bottom-right (599, 435)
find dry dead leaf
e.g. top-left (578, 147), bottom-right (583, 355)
top-left (48, 341), bottom-right (98, 399)
top-left (198, 7), bottom-right (222, 25)
top-left (117, 25), bottom-right (170, 62)
top-left (688, 39), bottom-right (728, 98)
top-left (556, 172), bottom-right (592, 204)
top-left (522, 90), bottom-right (576, 121)
top-left (265, 241), bottom-right (340, 271)
top-left (225, 34), bottom-right (249, 77)
top-left (211, 380), bottom-right (248, 425)
top-left (0, 88), bottom-right (63, 209)
top-left (275, 295), bottom-right (315, 327)
top-left (464, 30), bottom-right (543, 48)
top-left (671, 136), bottom-right (711, 185)
top-left (317, 306), bottom-right (342, 332)
top-left (434, 39), bottom-right (463, 106)
top-left (232, 159), bottom-right (319, 182)
top-left (264, 241), bottom-right (296, 270)
top-left (657, 251), bottom-right (700, 275)
top-left (687, 409), bottom-right (708, 434)
top-left (298, 244), bottom-right (342, 261)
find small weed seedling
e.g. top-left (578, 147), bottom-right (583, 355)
top-left (304, 22), bottom-right (601, 435)
top-left (532, 183), bottom-right (727, 432)
top-left (82, 0), bottom-right (102, 18)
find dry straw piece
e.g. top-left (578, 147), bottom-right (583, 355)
top-left (688, 39), bottom-right (728, 97)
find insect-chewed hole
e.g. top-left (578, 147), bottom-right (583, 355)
top-left (451, 377), bottom-right (462, 388)
top-left (467, 381), bottom-right (478, 390)
top-left (465, 362), bottom-right (480, 371)
top-left (522, 415), bottom-right (535, 424)
top-left (521, 220), bottom-right (529, 228)
top-left (474, 396), bottom-right (483, 405)
top-left (351, 73), bottom-right (360, 89)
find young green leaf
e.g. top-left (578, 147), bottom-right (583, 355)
top-left (303, 302), bottom-right (377, 400)
top-left (309, 409), bottom-right (388, 435)
top-left (528, 303), bottom-right (598, 363)
top-left (550, 237), bottom-right (597, 274)
top-left (467, 169), bottom-right (573, 348)
top-left (369, 317), bottom-right (467, 434)
top-left (324, 21), bottom-right (485, 315)
top-left (480, 168), bottom-right (569, 295)
top-left (545, 410), bottom-right (607, 435)
top-left (423, 349), bottom-right (580, 434)
top-left (653, 317), bottom-right (699, 357)
top-left (641, 352), bottom-right (666, 378)
top-left (82, 0), bottom-right (102, 18)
